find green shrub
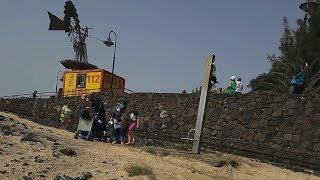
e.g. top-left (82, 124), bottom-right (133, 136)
top-left (124, 164), bottom-right (156, 179)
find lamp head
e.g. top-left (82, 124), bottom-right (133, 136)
top-left (299, 1), bottom-right (319, 15)
top-left (103, 36), bottom-right (114, 47)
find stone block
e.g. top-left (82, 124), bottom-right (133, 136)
top-left (223, 127), bottom-right (231, 138)
top-left (243, 129), bottom-right (255, 142)
top-left (313, 143), bottom-right (320, 152)
top-left (271, 144), bottom-right (281, 149)
top-left (305, 108), bottom-right (313, 117)
top-left (272, 109), bottom-right (282, 117)
top-left (231, 129), bottom-right (243, 139)
top-left (248, 119), bottom-right (259, 129)
top-left (211, 130), bottom-right (218, 136)
top-left (254, 132), bottom-right (265, 142)
top-left (306, 100), bottom-right (313, 109)
top-left (301, 141), bottom-right (313, 151)
top-left (284, 127), bottom-right (295, 134)
top-left (311, 113), bottom-right (320, 121)
top-left (284, 99), bottom-right (297, 109)
top-left (283, 134), bottom-right (293, 141)
top-left (211, 125), bottom-right (222, 131)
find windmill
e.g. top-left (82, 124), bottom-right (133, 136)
top-left (48, 1), bottom-right (97, 70)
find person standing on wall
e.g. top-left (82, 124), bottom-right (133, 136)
top-left (295, 63), bottom-right (308, 94)
top-left (235, 77), bottom-right (243, 93)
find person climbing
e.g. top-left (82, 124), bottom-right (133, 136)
top-left (295, 63), bottom-right (308, 94)
top-left (235, 77), bottom-right (243, 93)
top-left (224, 76), bottom-right (236, 94)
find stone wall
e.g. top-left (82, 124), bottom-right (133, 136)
top-left (1, 92), bottom-right (320, 170)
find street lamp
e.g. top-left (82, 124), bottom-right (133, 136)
top-left (103, 31), bottom-right (117, 92)
top-left (55, 71), bottom-right (63, 94)
top-left (299, 0), bottom-right (319, 15)
top-left (289, 0), bottom-right (319, 94)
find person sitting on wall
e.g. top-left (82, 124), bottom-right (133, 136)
top-left (235, 77), bottom-right (243, 93)
top-left (224, 76), bottom-right (236, 94)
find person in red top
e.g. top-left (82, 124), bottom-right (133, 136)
top-left (126, 110), bottom-right (139, 145)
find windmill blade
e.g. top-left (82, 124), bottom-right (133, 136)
top-left (48, 11), bottom-right (68, 31)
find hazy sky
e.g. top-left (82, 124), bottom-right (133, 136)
top-left (0, 1), bottom-right (307, 96)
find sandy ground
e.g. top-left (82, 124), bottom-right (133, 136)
top-left (0, 112), bottom-right (319, 180)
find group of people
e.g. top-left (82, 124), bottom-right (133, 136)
top-left (59, 94), bottom-right (139, 145)
top-left (109, 103), bottom-right (139, 145)
top-left (210, 75), bottom-right (243, 94)
top-left (224, 76), bottom-right (243, 94)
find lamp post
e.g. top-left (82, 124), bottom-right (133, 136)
top-left (289, 0), bottom-right (319, 94)
top-left (103, 31), bottom-right (117, 92)
top-left (55, 71), bottom-right (63, 95)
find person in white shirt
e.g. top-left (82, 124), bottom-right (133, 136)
top-left (235, 77), bottom-right (243, 93)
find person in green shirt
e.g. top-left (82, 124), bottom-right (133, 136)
top-left (224, 76), bottom-right (236, 94)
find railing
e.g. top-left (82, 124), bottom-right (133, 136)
top-left (0, 87), bottom-right (135, 99)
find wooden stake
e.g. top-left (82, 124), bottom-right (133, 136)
top-left (192, 54), bottom-right (215, 154)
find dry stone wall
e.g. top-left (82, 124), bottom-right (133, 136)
top-left (1, 92), bottom-right (320, 170)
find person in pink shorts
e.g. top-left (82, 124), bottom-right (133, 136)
top-left (126, 111), bottom-right (139, 145)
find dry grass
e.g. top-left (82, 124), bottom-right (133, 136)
top-left (124, 164), bottom-right (156, 179)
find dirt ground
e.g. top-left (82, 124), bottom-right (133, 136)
top-left (0, 112), bottom-right (319, 180)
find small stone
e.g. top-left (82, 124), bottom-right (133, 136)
top-left (0, 170), bottom-right (7, 174)
top-left (53, 175), bottom-right (73, 180)
top-left (229, 160), bottom-right (240, 168)
top-left (80, 172), bottom-right (93, 179)
top-left (59, 148), bottom-right (77, 156)
top-left (211, 160), bottom-right (228, 167)
top-left (160, 110), bottom-right (168, 118)
top-left (101, 161), bottom-right (107, 164)
top-left (108, 177), bottom-right (118, 180)
top-left (22, 176), bottom-right (32, 180)
top-left (22, 162), bottom-right (29, 166)
top-left (191, 170), bottom-right (196, 173)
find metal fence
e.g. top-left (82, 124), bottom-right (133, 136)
top-left (0, 87), bottom-right (135, 99)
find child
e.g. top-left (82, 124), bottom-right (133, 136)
top-left (126, 111), bottom-right (139, 145)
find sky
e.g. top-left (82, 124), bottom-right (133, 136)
top-left (0, 0), bottom-right (308, 96)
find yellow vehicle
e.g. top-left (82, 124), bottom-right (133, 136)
top-left (62, 69), bottom-right (125, 97)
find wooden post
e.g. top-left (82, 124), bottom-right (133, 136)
top-left (192, 54), bottom-right (215, 154)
